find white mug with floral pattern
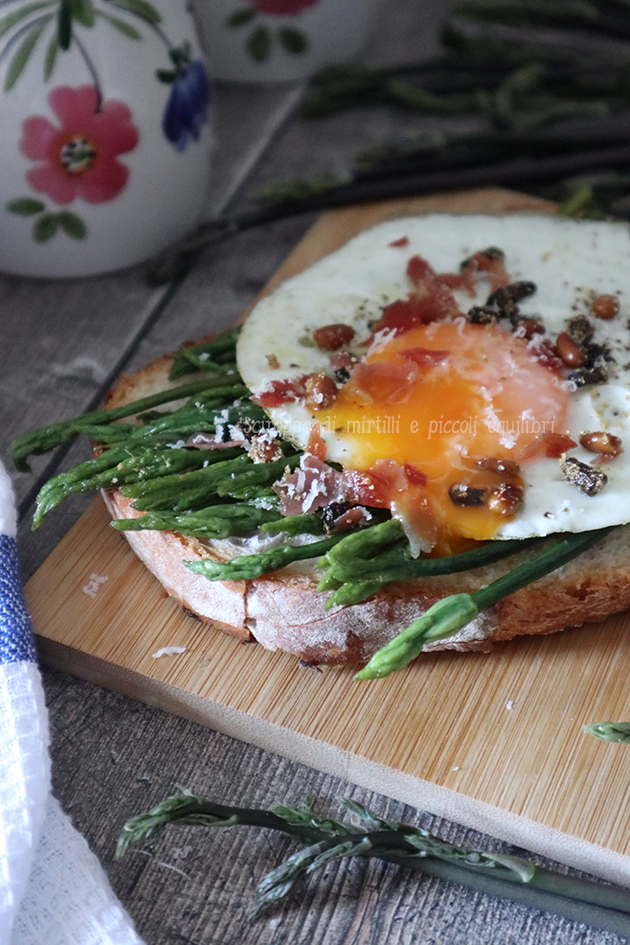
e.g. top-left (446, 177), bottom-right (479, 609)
top-left (0, 0), bottom-right (212, 278)
top-left (194, 0), bottom-right (381, 83)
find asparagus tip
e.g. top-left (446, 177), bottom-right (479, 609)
top-left (583, 721), bottom-right (630, 744)
top-left (356, 594), bottom-right (479, 680)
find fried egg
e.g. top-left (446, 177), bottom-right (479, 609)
top-left (237, 214), bottom-right (630, 552)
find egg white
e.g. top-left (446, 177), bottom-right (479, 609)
top-left (237, 214), bottom-right (630, 540)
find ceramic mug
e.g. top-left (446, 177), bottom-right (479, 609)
top-left (0, 0), bottom-right (212, 278)
top-left (193, 0), bottom-right (381, 83)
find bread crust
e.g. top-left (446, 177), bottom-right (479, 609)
top-left (101, 353), bottom-right (630, 664)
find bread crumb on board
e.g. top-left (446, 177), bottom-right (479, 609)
top-left (82, 573), bottom-right (108, 598)
top-left (151, 645), bottom-right (186, 659)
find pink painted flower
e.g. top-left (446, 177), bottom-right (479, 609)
top-left (253, 0), bottom-right (319, 14)
top-left (19, 86), bottom-right (139, 205)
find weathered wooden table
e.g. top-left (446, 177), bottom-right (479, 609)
top-left (4, 1), bottom-right (629, 942)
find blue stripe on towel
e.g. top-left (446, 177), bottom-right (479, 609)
top-left (0, 534), bottom-right (36, 664)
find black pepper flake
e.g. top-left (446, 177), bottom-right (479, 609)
top-left (559, 456), bottom-right (608, 496)
top-left (567, 340), bottom-right (611, 387)
top-left (467, 305), bottom-right (496, 325)
top-left (333, 366), bottom-right (351, 384)
top-left (567, 314), bottom-right (594, 346)
top-left (568, 365), bottom-right (608, 388)
top-left (488, 280), bottom-right (537, 306)
top-left (448, 484), bottom-right (487, 507)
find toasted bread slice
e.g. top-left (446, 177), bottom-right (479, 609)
top-left (101, 353), bottom-right (630, 664)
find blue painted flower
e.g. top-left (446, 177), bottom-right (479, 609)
top-left (162, 59), bottom-right (209, 152)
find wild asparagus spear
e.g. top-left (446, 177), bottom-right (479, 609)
top-left (33, 446), bottom-right (245, 528)
top-left (455, 0), bottom-right (630, 39)
top-left (129, 399), bottom-right (265, 442)
top-left (215, 453), bottom-right (301, 499)
top-left (183, 510), bottom-right (392, 582)
top-left (185, 534), bottom-right (348, 582)
top-left (169, 327), bottom-right (240, 380)
top-left (175, 347), bottom-right (239, 375)
top-left (325, 518), bottom-right (405, 564)
top-left (121, 453), bottom-right (253, 511)
top-left (325, 579), bottom-right (386, 609)
top-left (357, 527), bottom-right (612, 680)
top-left (112, 502), bottom-right (281, 540)
top-left (261, 513), bottom-right (325, 536)
top-left (324, 536), bottom-right (532, 585)
top-left (583, 722), bottom-right (630, 745)
top-left (11, 373), bottom-right (245, 471)
top-left (315, 518), bottom-right (410, 593)
top-left (76, 389), bottom-right (258, 449)
top-left (116, 791), bottom-right (630, 935)
top-left (323, 539), bottom-right (533, 609)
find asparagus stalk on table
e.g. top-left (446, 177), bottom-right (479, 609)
top-left (116, 791), bottom-right (630, 936)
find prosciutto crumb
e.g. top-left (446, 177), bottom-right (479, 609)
top-left (273, 453), bottom-right (338, 515)
top-left (313, 323), bottom-right (356, 350)
top-left (352, 359), bottom-right (419, 404)
top-left (369, 255), bottom-right (461, 340)
top-left (272, 452), bottom-right (431, 518)
top-left (307, 423), bottom-right (327, 460)
top-left (248, 429), bottom-right (283, 464)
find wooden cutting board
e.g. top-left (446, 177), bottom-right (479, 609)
top-left (25, 187), bottom-right (630, 887)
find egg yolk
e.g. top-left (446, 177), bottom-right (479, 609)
top-left (317, 320), bottom-right (570, 552)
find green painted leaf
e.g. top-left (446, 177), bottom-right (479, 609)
top-left (33, 214), bottom-right (59, 243)
top-left (226, 8), bottom-right (255, 27)
top-left (4, 16), bottom-right (51, 91)
top-left (247, 24), bottom-right (271, 62)
top-left (57, 0), bottom-right (72, 49)
top-left (278, 26), bottom-right (307, 54)
top-left (156, 67), bottom-right (175, 83)
top-left (57, 211), bottom-right (87, 240)
top-left (106, 0), bottom-right (162, 26)
top-left (0, 1), bottom-right (55, 41)
top-left (68, 0), bottom-right (95, 27)
top-left (6, 197), bottom-right (46, 216)
top-left (43, 31), bottom-right (59, 79)
top-left (95, 9), bottom-right (141, 39)
top-left (168, 44), bottom-right (189, 69)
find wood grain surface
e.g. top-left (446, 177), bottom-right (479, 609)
top-left (25, 187), bottom-right (630, 891)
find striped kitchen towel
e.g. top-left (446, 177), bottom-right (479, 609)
top-left (0, 461), bottom-right (142, 945)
